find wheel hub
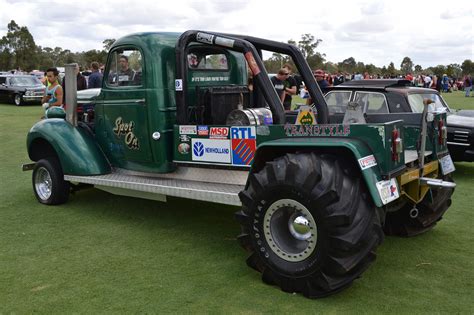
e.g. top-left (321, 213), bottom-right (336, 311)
top-left (34, 167), bottom-right (52, 200)
top-left (263, 199), bottom-right (317, 262)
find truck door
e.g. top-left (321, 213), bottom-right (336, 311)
top-left (96, 47), bottom-right (153, 167)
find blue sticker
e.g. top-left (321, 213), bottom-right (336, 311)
top-left (193, 141), bottom-right (204, 157)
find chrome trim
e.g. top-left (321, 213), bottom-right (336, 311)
top-left (447, 141), bottom-right (470, 147)
top-left (101, 99), bottom-right (146, 105)
top-left (453, 130), bottom-right (469, 134)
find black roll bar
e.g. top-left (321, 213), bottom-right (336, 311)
top-left (176, 30), bottom-right (287, 125)
top-left (220, 33), bottom-right (329, 124)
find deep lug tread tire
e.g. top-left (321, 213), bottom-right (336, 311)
top-left (384, 175), bottom-right (454, 237)
top-left (32, 158), bottom-right (70, 205)
top-left (235, 153), bottom-right (384, 298)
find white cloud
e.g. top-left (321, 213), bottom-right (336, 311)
top-left (0, 0), bottom-right (472, 69)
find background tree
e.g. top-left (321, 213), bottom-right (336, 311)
top-left (461, 59), bottom-right (473, 75)
top-left (338, 57), bottom-right (356, 73)
top-left (446, 64), bottom-right (462, 79)
top-left (102, 39), bottom-right (115, 52)
top-left (387, 62), bottom-right (396, 77)
top-left (400, 56), bottom-right (413, 73)
top-left (428, 65), bottom-right (447, 77)
top-left (1, 20), bottom-right (37, 71)
top-left (296, 34), bottom-right (322, 59)
top-left (414, 64), bottom-right (423, 73)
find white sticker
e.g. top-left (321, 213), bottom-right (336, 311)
top-left (175, 79), bottom-right (183, 91)
top-left (192, 139), bottom-right (231, 163)
top-left (215, 36), bottom-right (235, 48)
top-left (439, 154), bottom-right (455, 175)
top-left (376, 178), bottom-right (400, 205)
top-left (179, 125), bottom-right (197, 135)
top-left (358, 155), bottom-right (377, 170)
top-left (196, 32), bottom-right (214, 44)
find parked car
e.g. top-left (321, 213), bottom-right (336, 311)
top-left (0, 74), bottom-right (45, 106)
top-left (324, 79), bottom-right (474, 162)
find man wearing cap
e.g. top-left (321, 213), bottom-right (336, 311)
top-left (314, 69), bottom-right (329, 92)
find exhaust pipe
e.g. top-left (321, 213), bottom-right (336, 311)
top-left (64, 63), bottom-right (78, 126)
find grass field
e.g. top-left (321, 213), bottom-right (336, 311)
top-left (0, 91), bottom-right (473, 313)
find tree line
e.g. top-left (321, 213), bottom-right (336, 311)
top-left (1, 20), bottom-right (473, 78)
top-left (263, 34), bottom-right (473, 78)
top-left (0, 20), bottom-right (114, 72)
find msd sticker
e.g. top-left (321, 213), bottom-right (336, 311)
top-left (358, 155), bottom-right (377, 170)
top-left (376, 178), bottom-right (399, 205)
top-left (192, 139), bottom-right (231, 163)
top-left (210, 127), bottom-right (229, 139)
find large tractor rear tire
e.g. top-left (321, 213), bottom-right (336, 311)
top-left (384, 175), bottom-right (454, 237)
top-left (235, 153), bottom-right (384, 298)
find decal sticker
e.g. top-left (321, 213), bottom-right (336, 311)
top-left (197, 125), bottom-right (209, 136)
top-left (196, 32), bottom-right (214, 44)
top-left (192, 139), bottom-right (231, 163)
top-left (191, 76), bottom-right (229, 82)
top-left (179, 125), bottom-right (197, 135)
top-left (295, 106), bottom-right (317, 125)
top-left (175, 79), bottom-right (183, 91)
top-left (179, 134), bottom-right (191, 142)
top-left (215, 36), bottom-right (235, 48)
top-left (439, 154), bottom-right (455, 175)
top-left (284, 124), bottom-right (350, 137)
top-left (210, 127), bottom-right (229, 139)
top-left (113, 117), bottom-right (139, 150)
top-left (256, 126), bottom-right (270, 136)
top-left (232, 139), bottom-right (256, 166)
top-left (376, 178), bottom-right (399, 205)
top-left (178, 143), bottom-right (190, 154)
top-left (358, 155), bottom-right (377, 170)
top-left (244, 52), bottom-right (261, 76)
top-left (230, 126), bottom-right (256, 139)
top-left (231, 127), bottom-right (256, 166)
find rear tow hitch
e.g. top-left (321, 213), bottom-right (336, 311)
top-left (419, 177), bottom-right (457, 189)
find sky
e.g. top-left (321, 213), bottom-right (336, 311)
top-left (0, 0), bottom-right (472, 69)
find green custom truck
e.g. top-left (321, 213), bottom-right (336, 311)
top-left (24, 30), bottom-right (456, 298)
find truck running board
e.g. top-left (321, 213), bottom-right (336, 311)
top-left (64, 171), bottom-right (244, 206)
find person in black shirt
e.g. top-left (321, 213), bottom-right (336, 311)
top-left (88, 61), bottom-right (103, 89)
top-left (282, 63), bottom-right (297, 110)
top-left (270, 68), bottom-right (289, 104)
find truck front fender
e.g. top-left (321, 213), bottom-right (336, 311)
top-left (27, 119), bottom-right (111, 175)
top-left (252, 138), bottom-right (385, 207)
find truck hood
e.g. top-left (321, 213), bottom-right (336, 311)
top-left (447, 113), bottom-right (474, 128)
top-left (77, 88), bottom-right (101, 101)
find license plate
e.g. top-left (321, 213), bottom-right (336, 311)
top-left (439, 154), bottom-right (455, 175)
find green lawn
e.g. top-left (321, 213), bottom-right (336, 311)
top-left (0, 97), bottom-right (473, 313)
